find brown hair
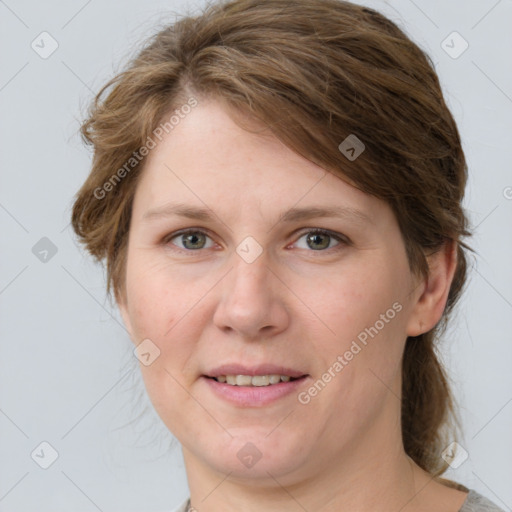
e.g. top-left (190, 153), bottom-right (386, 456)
top-left (71, 0), bottom-right (472, 478)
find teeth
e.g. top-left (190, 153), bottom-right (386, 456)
top-left (236, 375), bottom-right (253, 386)
top-left (251, 375), bottom-right (269, 386)
top-left (214, 374), bottom-right (296, 386)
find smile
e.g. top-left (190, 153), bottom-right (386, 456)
top-left (212, 374), bottom-right (300, 386)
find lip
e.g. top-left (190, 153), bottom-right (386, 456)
top-left (204, 363), bottom-right (307, 379)
top-left (202, 375), bottom-right (309, 407)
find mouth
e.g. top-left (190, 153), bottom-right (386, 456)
top-left (204, 363), bottom-right (308, 385)
top-left (206, 374), bottom-right (304, 386)
top-left (205, 374), bottom-right (307, 387)
top-left (202, 364), bottom-right (309, 406)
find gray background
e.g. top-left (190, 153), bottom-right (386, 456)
top-left (1, 0), bottom-right (511, 511)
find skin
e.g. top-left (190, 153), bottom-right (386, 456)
top-left (118, 99), bottom-right (468, 512)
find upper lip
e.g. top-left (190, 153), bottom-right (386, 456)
top-left (205, 364), bottom-right (308, 378)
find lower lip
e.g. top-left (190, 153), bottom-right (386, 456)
top-left (202, 376), bottom-right (308, 407)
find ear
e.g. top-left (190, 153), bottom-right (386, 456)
top-left (406, 240), bottom-right (458, 337)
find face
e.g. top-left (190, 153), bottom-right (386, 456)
top-left (119, 99), bottom-right (429, 484)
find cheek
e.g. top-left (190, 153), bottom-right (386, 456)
top-left (124, 253), bottom-right (220, 379)
top-left (307, 259), bottom-right (408, 352)
top-left (124, 254), bottom-right (205, 340)
top-left (124, 261), bottom-right (206, 431)
top-left (299, 255), bottom-right (410, 407)
top-left (123, 258), bottom-right (203, 411)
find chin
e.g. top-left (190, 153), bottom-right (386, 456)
top-left (201, 432), bottom-right (310, 480)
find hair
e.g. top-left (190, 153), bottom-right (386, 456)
top-left (71, 0), bottom-right (472, 479)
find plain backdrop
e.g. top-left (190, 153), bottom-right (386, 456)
top-left (1, 0), bottom-right (511, 511)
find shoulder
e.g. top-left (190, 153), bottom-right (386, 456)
top-left (460, 489), bottom-right (506, 512)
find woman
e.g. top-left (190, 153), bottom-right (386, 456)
top-left (71, 0), bottom-right (505, 510)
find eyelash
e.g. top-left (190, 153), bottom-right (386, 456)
top-left (162, 228), bottom-right (350, 255)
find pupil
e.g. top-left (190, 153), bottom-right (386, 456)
top-left (184, 233), bottom-right (204, 249)
top-left (308, 233), bottom-right (329, 250)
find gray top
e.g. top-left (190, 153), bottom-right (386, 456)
top-left (460, 490), bottom-right (506, 511)
top-left (168, 489), bottom-right (505, 512)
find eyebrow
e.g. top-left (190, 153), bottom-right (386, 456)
top-left (142, 202), bottom-right (372, 225)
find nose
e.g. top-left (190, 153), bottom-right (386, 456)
top-left (212, 254), bottom-right (290, 340)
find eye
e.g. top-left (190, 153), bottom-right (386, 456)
top-left (293, 229), bottom-right (346, 251)
top-left (167, 230), bottom-right (215, 251)
top-left (163, 228), bottom-right (349, 254)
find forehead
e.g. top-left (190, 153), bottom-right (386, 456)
top-left (132, 99), bottom-right (384, 224)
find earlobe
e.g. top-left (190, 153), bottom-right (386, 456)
top-left (405, 240), bottom-right (458, 337)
